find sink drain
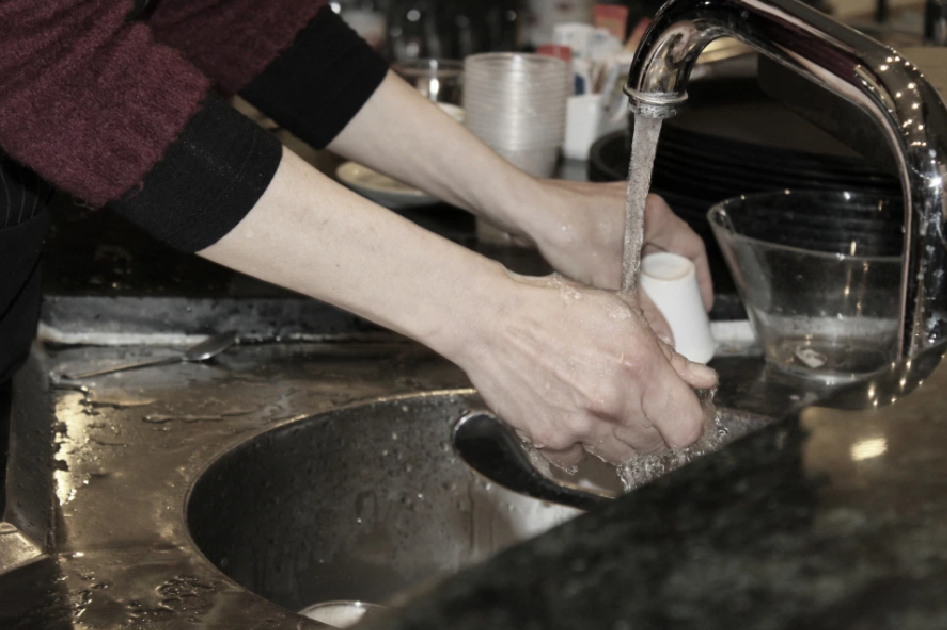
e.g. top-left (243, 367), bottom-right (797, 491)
top-left (299, 600), bottom-right (385, 628)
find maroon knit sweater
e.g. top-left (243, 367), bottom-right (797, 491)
top-left (0, 0), bottom-right (380, 210)
top-left (0, 0), bottom-right (388, 383)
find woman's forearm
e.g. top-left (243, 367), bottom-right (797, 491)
top-left (199, 147), bottom-right (506, 357)
top-left (328, 72), bottom-right (547, 237)
top-left (200, 147), bottom-right (715, 466)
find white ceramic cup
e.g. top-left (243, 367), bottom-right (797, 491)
top-left (639, 252), bottom-right (715, 364)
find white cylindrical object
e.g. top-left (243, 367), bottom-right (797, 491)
top-left (639, 252), bottom-right (715, 364)
top-left (563, 94), bottom-right (603, 160)
top-left (464, 53), bottom-right (570, 152)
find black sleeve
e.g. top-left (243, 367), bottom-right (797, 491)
top-left (240, 9), bottom-right (391, 149)
top-left (109, 92), bottom-right (283, 253)
top-left (0, 153), bottom-right (53, 383)
top-left (109, 9), bottom-right (389, 254)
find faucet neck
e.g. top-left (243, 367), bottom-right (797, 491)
top-left (627, 0), bottom-right (947, 358)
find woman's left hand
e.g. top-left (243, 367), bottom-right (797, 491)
top-left (515, 179), bottom-right (714, 341)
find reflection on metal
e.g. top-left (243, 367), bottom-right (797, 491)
top-left (187, 393), bottom-right (583, 611)
top-left (0, 524), bottom-right (44, 573)
top-left (625, 0), bottom-right (947, 358)
top-left (850, 438), bottom-right (888, 461)
top-left (799, 341), bottom-right (947, 490)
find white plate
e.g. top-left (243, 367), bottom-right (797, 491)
top-left (336, 162), bottom-right (441, 210)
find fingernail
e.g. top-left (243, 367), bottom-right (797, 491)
top-left (690, 363), bottom-right (718, 382)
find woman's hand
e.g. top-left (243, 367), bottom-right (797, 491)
top-left (500, 180), bottom-right (713, 346)
top-left (450, 272), bottom-right (718, 467)
top-left (521, 180), bottom-right (713, 308)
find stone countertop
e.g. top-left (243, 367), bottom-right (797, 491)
top-left (362, 344), bottom-right (947, 630)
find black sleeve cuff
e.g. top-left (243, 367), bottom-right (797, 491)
top-left (240, 9), bottom-right (391, 149)
top-left (109, 93), bottom-right (282, 253)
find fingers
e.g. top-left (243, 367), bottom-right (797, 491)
top-left (658, 342), bottom-right (719, 390)
top-left (583, 422), bottom-right (640, 463)
top-left (540, 443), bottom-right (586, 469)
top-left (638, 289), bottom-right (674, 346)
top-left (685, 251), bottom-right (714, 311)
top-left (612, 423), bottom-right (665, 457)
top-left (638, 354), bottom-right (707, 449)
top-left (644, 194), bottom-right (714, 310)
top-left (693, 250), bottom-right (714, 312)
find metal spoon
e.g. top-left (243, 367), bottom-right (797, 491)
top-left (453, 411), bottom-right (611, 512)
top-left (62, 331), bottom-right (238, 380)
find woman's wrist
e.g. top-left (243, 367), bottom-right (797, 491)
top-left (413, 254), bottom-right (515, 365)
top-left (491, 178), bottom-right (578, 250)
top-left (471, 171), bottom-right (554, 240)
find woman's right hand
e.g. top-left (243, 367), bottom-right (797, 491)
top-left (449, 272), bottom-right (718, 467)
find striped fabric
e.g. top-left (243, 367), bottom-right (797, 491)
top-left (0, 152), bottom-right (54, 229)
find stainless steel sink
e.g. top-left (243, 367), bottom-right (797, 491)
top-left (187, 392), bottom-right (582, 613)
top-left (187, 380), bottom-right (778, 614)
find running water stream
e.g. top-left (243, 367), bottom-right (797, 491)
top-left (615, 114), bottom-right (727, 491)
top-left (622, 116), bottom-right (663, 294)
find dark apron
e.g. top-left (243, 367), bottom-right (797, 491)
top-left (0, 154), bottom-right (53, 384)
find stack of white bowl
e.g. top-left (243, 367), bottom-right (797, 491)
top-left (464, 53), bottom-right (571, 180)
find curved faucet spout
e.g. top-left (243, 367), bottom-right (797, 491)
top-left (626, 0), bottom-right (947, 358)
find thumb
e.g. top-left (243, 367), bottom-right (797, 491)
top-left (639, 289), bottom-right (674, 347)
top-left (658, 342), bottom-right (719, 390)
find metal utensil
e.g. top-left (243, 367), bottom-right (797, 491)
top-left (452, 412), bottom-right (610, 512)
top-left (63, 332), bottom-right (238, 380)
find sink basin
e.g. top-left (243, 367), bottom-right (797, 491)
top-left (186, 392), bottom-right (581, 613)
top-left (187, 383), bottom-right (777, 615)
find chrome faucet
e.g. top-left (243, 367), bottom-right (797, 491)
top-left (625, 0), bottom-right (947, 359)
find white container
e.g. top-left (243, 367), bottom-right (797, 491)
top-left (563, 94), bottom-right (602, 160)
top-left (563, 94), bottom-right (626, 160)
top-left (466, 53), bottom-right (568, 244)
top-left (639, 252), bottom-right (715, 364)
top-left (464, 53), bottom-right (570, 151)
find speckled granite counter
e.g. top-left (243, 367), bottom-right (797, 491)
top-left (362, 344), bottom-right (947, 630)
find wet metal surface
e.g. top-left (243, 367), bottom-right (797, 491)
top-left (1, 338), bottom-right (792, 629)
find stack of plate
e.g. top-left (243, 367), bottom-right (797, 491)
top-left (589, 78), bottom-right (903, 288)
